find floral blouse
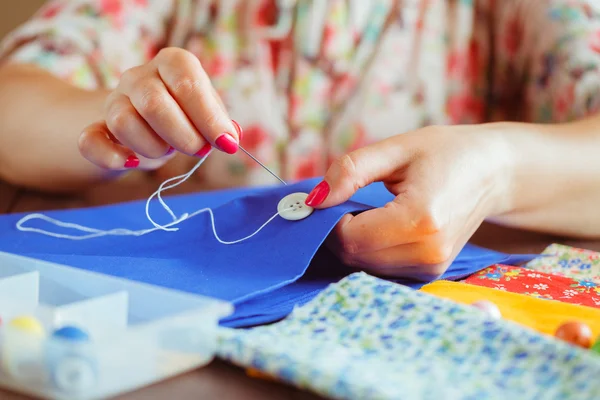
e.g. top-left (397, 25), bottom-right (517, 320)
top-left (1, 0), bottom-right (600, 188)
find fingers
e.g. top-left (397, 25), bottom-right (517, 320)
top-left (120, 65), bottom-right (209, 156)
top-left (327, 211), bottom-right (452, 280)
top-left (327, 177), bottom-right (489, 280)
top-left (305, 137), bottom-right (412, 208)
top-left (326, 193), bottom-right (450, 280)
top-left (79, 122), bottom-right (174, 171)
top-left (154, 48), bottom-right (240, 152)
top-left (331, 204), bottom-right (483, 280)
top-left (339, 243), bottom-right (452, 281)
top-left (329, 199), bottom-right (444, 254)
top-left (340, 238), bottom-right (453, 279)
top-left (78, 122), bottom-right (139, 170)
top-left (80, 48), bottom-right (242, 171)
top-left (105, 93), bottom-right (170, 158)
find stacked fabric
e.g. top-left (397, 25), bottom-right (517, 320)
top-left (2, 179), bottom-right (599, 398)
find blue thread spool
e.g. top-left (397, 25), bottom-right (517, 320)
top-left (46, 325), bottom-right (97, 393)
top-left (52, 326), bottom-right (90, 342)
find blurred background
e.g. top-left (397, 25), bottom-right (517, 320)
top-left (0, 1), bottom-right (44, 39)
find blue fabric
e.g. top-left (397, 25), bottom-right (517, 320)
top-left (224, 247), bottom-right (536, 328)
top-left (0, 179), bottom-right (536, 327)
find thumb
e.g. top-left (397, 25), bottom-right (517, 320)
top-left (305, 138), bottom-right (410, 208)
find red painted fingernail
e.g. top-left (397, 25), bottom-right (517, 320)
top-left (305, 181), bottom-right (330, 207)
top-left (165, 146), bottom-right (175, 156)
top-left (231, 120), bottom-right (243, 141)
top-left (195, 143), bottom-right (212, 158)
top-left (215, 133), bottom-right (239, 154)
top-left (124, 155), bottom-right (139, 168)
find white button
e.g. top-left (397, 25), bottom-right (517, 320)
top-left (277, 193), bottom-right (314, 221)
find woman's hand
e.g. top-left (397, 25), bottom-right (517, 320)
top-left (305, 124), bottom-right (514, 280)
top-left (78, 47), bottom-right (241, 171)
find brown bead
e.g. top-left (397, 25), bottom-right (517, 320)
top-left (554, 321), bottom-right (593, 349)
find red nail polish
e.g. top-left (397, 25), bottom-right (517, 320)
top-left (195, 143), bottom-right (212, 158)
top-left (124, 155), bottom-right (139, 168)
top-left (215, 133), bottom-right (238, 154)
top-left (305, 181), bottom-right (330, 207)
top-left (165, 146), bottom-right (175, 156)
top-left (231, 120), bottom-right (243, 141)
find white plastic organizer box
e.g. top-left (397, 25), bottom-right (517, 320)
top-left (0, 251), bottom-right (233, 400)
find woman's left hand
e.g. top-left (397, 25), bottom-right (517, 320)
top-left (305, 124), bottom-right (515, 280)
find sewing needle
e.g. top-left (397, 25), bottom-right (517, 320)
top-left (238, 145), bottom-right (288, 186)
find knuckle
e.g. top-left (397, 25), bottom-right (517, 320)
top-left (78, 133), bottom-right (111, 169)
top-left (77, 129), bottom-right (93, 153)
top-left (333, 153), bottom-right (362, 190)
top-left (157, 47), bottom-right (199, 67)
top-left (335, 154), bottom-right (356, 178)
top-left (413, 206), bottom-right (444, 236)
top-left (171, 77), bottom-right (202, 99)
top-left (202, 109), bottom-right (220, 129)
top-left (138, 87), bottom-right (167, 117)
top-left (338, 235), bottom-right (360, 257)
top-left (105, 105), bottom-right (131, 133)
top-left (418, 241), bottom-right (453, 266)
top-left (119, 66), bottom-right (143, 88)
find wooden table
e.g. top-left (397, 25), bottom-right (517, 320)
top-left (1, 175), bottom-right (599, 400)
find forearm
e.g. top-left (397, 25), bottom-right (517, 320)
top-left (489, 118), bottom-right (600, 238)
top-left (0, 63), bottom-right (114, 193)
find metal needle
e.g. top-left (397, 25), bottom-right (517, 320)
top-left (238, 145), bottom-right (287, 185)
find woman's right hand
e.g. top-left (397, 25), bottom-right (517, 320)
top-left (78, 47), bottom-right (241, 170)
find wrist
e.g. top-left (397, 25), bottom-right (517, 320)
top-left (481, 120), bottom-right (593, 218)
top-left (474, 122), bottom-right (520, 218)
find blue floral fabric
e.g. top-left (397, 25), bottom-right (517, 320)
top-left (217, 273), bottom-right (600, 400)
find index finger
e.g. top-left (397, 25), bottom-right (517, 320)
top-left (155, 48), bottom-right (240, 152)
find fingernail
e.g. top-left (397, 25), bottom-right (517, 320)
top-left (124, 155), bottom-right (139, 168)
top-left (231, 120), bottom-right (243, 141)
top-left (195, 143), bottom-right (212, 158)
top-left (165, 146), bottom-right (175, 156)
top-left (305, 181), bottom-right (330, 207)
top-left (215, 133), bottom-right (239, 154)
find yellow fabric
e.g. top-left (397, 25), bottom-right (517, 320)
top-left (420, 281), bottom-right (600, 337)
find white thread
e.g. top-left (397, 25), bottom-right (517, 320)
top-left (15, 153), bottom-right (281, 244)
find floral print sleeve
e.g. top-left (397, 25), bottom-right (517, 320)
top-left (2, 1), bottom-right (600, 188)
top-left (490, 0), bottom-right (600, 122)
top-left (0, 0), bottom-right (177, 90)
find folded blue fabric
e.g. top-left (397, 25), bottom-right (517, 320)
top-left (0, 179), bottom-right (536, 327)
top-left (223, 246), bottom-right (536, 328)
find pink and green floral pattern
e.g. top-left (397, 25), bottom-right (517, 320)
top-left (2, 1), bottom-right (600, 188)
top-left (525, 243), bottom-right (600, 284)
